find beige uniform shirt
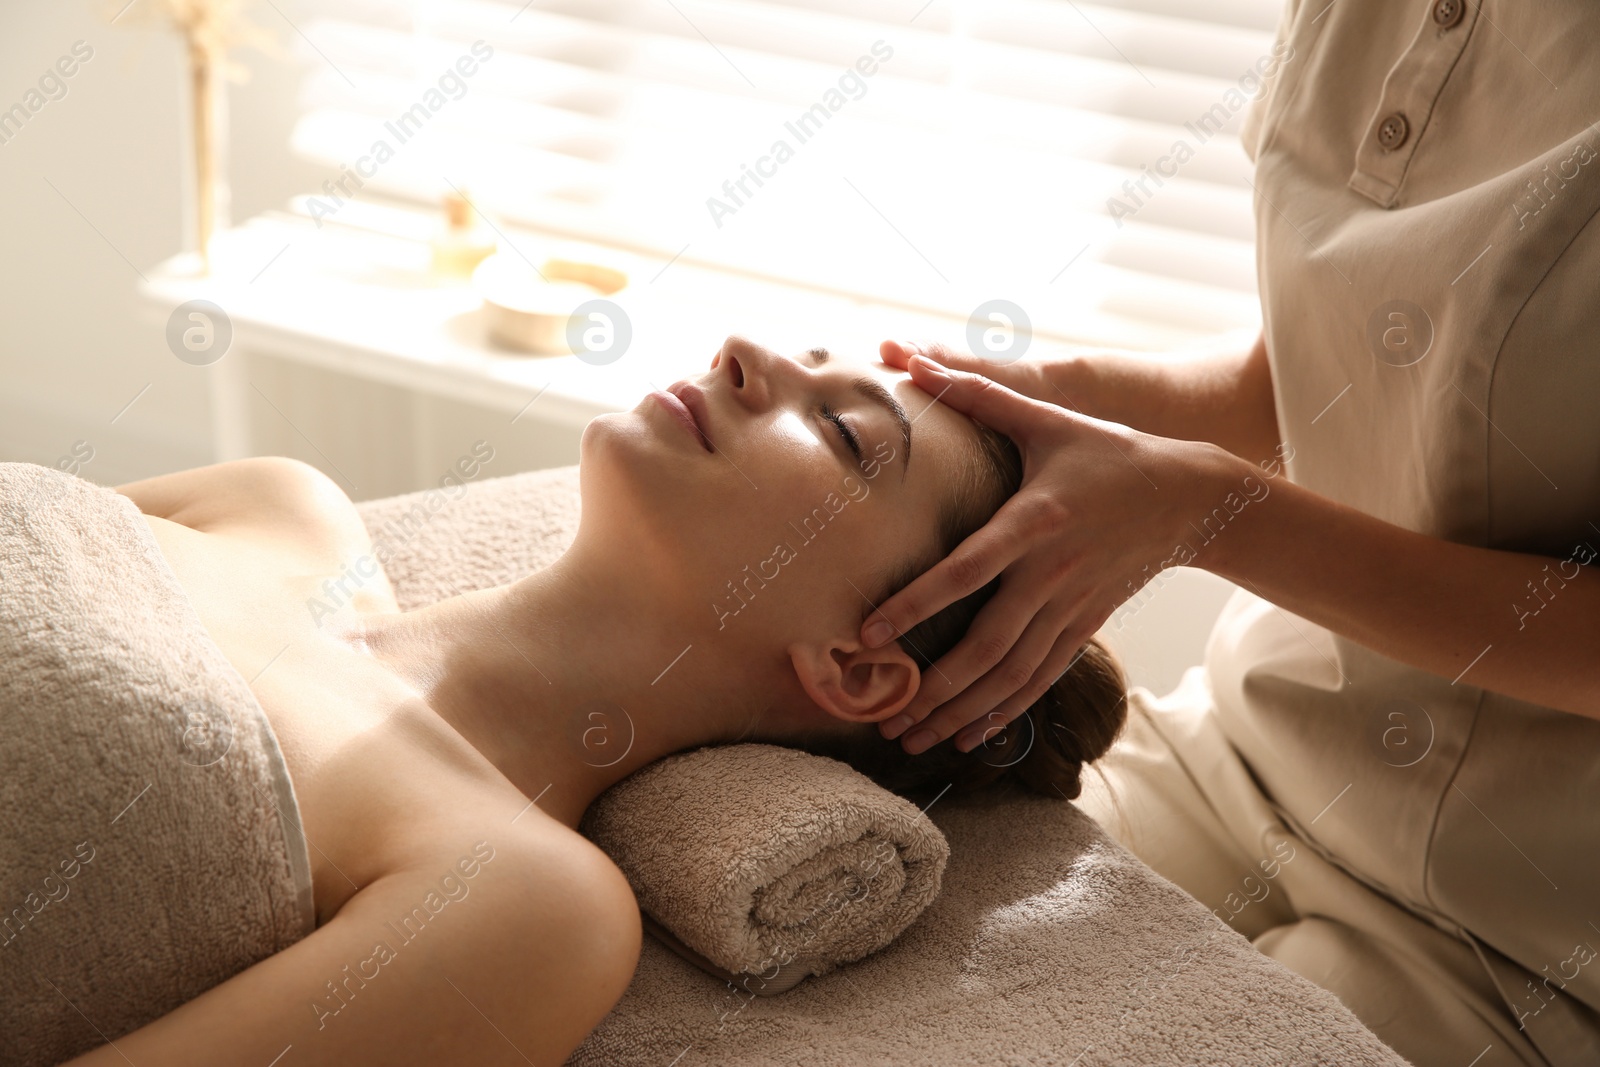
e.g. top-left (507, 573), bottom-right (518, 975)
top-left (1210, 1), bottom-right (1600, 1062)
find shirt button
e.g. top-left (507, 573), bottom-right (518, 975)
top-left (1432, 0), bottom-right (1464, 28)
top-left (1377, 112), bottom-right (1410, 150)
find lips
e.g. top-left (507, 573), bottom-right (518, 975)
top-left (655, 382), bottom-right (713, 452)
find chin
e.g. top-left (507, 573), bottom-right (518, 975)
top-left (576, 405), bottom-right (762, 607)
top-left (579, 409), bottom-right (651, 507)
top-left (577, 406), bottom-right (701, 552)
top-left (582, 400), bottom-right (683, 475)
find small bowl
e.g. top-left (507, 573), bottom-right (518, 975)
top-left (472, 253), bottom-right (629, 355)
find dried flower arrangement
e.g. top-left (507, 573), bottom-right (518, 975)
top-left (110, 0), bottom-right (276, 272)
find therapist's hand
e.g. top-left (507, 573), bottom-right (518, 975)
top-left (865, 350), bottom-right (1220, 755)
top-left (877, 335), bottom-right (1063, 406)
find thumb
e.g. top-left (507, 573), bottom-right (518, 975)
top-left (907, 355), bottom-right (1061, 438)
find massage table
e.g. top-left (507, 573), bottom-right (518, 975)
top-left (0, 461), bottom-right (1409, 1066)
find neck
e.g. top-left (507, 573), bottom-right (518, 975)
top-left (356, 545), bottom-right (767, 829)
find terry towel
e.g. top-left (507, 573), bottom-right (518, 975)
top-left (581, 743), bottom-right (949, 993)
top-left (0, 463), bottom-right (315, 1067)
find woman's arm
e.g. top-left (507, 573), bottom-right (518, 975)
top-left (865, 358), bottom-right (1600, 756)
top-left (62, 833), bottom-right (640, 1067)
top-left (1048, 326), bottom-right (1600, 717)
top-left (1195, 443), bottom-right (1600, 720)
top-left (881, 332), bottom-right (1280, 465)
top-left (1044, 331), bottom-right (1281, 466)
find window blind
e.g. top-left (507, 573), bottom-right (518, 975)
top-left (289, 0), bottom-right (1282, 347)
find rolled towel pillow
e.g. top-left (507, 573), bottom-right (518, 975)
top-left (580, 743), bottom-right (949, 994)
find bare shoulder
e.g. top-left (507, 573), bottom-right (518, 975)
top-left (475, 816), bottom-right (643, 969)
top-left (344, 821), bottom-right (643, 1059)
top-left (64, 817), bottom-right (641, 1067)
top-left (372, 821), bottom-right (643, 1049)
top-left (117, 456), bottom-right (372, 554)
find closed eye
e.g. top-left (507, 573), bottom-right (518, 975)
top-left (819, 402), bottom-right (862, 461)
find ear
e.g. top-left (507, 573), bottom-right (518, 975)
top-left (788, 637), bottom-right (920, 724)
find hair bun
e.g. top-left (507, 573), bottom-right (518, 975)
top-left (1011, 638), bottom-right (1128, 800)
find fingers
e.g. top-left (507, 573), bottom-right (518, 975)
top-left (861, 494), bottom-right (1037, 651)
top-left (880, 339), bottom-right (995, 375)
top-left (891, 595), bottom-right (1071, 754)
top-left (875, 563), bottom-right (1050, 739)
top-left (879, 339), bottom-right (917, 370)
top-left (904, 355), bottom-right (1062, 439)
top-left (881, 340), bottom-right (1041, 398)
top-left (952, 624), bottom-right (1095, 752)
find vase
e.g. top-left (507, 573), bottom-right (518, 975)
top-left (185, 39), bottom-right (229, 273)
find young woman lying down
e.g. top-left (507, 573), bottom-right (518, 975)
top-left (70, 337), bottom-right (1127, 1066)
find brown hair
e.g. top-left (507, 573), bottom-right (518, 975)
top-left (796, 420), bottom-right (1128, 802)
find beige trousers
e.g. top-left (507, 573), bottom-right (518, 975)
top-left (1076, 668), bottom-right (1551, 1067)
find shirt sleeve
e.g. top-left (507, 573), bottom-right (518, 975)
top-left (1240, 0), bottom-right (1302, 164)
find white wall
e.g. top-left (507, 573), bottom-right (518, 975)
top-left (0, 2), bottom-right (318, 484)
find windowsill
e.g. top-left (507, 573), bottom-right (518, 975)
top-left (137, 196), bottom-right (1255, 431)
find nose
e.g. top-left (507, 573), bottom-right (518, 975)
top-left (713, 335), bottom-right (778, 413)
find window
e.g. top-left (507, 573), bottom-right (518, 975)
top-left (292, 0), bottom-right (1280, 347)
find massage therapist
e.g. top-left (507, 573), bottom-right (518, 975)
top-left (861, 3), bottom-right (1600, 1066)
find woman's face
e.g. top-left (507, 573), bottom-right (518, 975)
top-left (579, 336), bottom-right (978, 683)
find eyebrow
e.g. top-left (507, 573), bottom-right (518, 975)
top-left (851, 376), bottom-right (912, 473)
top-left (800, 347), bottom-right (912, 472)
